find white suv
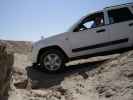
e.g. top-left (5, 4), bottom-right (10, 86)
top-left (32, 3), bottom-right (133, 72)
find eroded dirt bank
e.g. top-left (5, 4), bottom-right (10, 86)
top-left (0, 45), bottom-right (13, 100)
top-left (10, 51), bottom-right (133, 99)
top-left (1, 40), bottom-right (133, 100)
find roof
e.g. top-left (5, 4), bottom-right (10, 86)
top-left (104, 2), bottom-right (133, 10)
top-left (67, 2), bottom-right (133, 32)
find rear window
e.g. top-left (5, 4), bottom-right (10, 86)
top-left (108, 7), bottom-right (133, 24)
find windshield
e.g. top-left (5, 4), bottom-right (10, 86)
top-left (67, 11), bottom-right (102, 32)
top-left (67, 16), bottom-right (86, 32)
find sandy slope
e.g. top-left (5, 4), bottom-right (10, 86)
top-left (2, 40), bottom-right (132, 100)
top-left (8, 49), bottom-right (133, 100)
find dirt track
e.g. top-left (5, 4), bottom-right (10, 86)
top-left (9, 52), bottom-right (129, 100)
top-left (1, 39), bottom-right (131, 100)
top-left (13, 53), bottom-right (119, 90)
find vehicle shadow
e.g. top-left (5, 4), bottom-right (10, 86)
top-left (26, 60), bottom-right (105, 89)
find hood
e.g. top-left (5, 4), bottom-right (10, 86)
top-left (33, 32), bottom-right (68, 48)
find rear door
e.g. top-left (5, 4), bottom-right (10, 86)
top-left (106, 7), bottom-right (133, 50)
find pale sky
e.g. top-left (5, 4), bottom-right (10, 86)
top-left (0, 0), bottom-right (132, 41)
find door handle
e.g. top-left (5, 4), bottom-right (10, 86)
top-left (129, 23), bottom-right (133, 26)
top-left (96, 29), bottom-right (105, 33)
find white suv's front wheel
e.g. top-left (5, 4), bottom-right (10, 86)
top-left (40, 50), bottom-right (65, 72)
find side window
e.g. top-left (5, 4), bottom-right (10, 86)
top-left (108, 7), bottom-right (133, 24)
top-left (74, 12), bottom-right (105, 32)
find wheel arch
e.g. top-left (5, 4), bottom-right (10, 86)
top-left (37, 45), bottom-right (69, 63)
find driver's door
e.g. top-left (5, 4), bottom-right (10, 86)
top-left (69, 12), bottom-right (110, 57)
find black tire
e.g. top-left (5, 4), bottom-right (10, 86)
top-left (39, 49), bottom-right (66, 73)
top-left (32, 63), bottom-right (41, 70)
top-left (32, 63), bottom-right (38, 69)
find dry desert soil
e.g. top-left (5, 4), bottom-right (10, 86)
top-left (1, 40), bottom-right (133, 100)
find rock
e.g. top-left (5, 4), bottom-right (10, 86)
top-left (30, 89), bottom-right (52, 97)
top-left (3, 39), bottom-right (133, 100)
top-left (14, 79), bottom-right (28, 89)
top-left (0, 40), bottom-right (32, 54)
top-left (0, 44), bottom-right (14, 99)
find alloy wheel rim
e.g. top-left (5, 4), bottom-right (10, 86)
top-left (43, 53), bottom-right (62, 71)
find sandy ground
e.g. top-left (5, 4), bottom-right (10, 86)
top-left (8, 50), bottom-right (133, 100)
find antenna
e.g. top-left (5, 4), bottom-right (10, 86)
top-left (41, 36), bottom-right (44, 40)
top-left (40, 33), bottom-right (44, 40)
